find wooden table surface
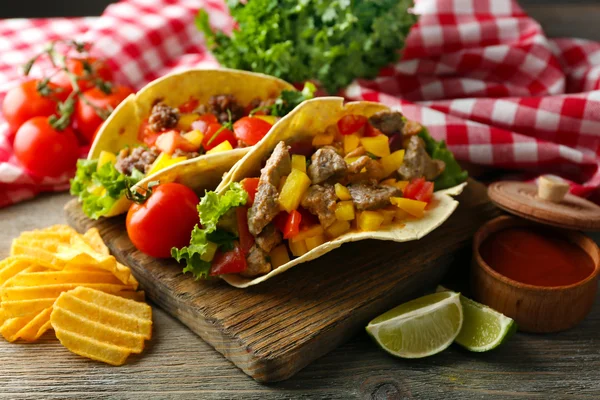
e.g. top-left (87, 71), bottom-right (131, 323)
top-left (2, 1), bottom-right (600, 399)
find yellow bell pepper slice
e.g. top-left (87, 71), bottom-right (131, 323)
top-left (269, 244), bottom-right (290, 268)
top-left (325, 220), bottom-right (351, 238)
top-left (380, 149), bottom-right (405, 178)
top-left (97, 151), bottom-right (117, 171)
top-left (254, 115), bottom-right (278, 125)
top-left (182, 129), bottom-right (204, 148)
top-left (206, 140), bottom-right (233, 155)
top-left (177, 113), bottom-right (200, 131)
top-left (312, 131), bottom-right (334, 147)
top-left (335, 201), bottom-right (355, 221)
top-left (289, 239), bottom-right (308, 257)
top-left (290, 224), bottom-right (325, 243)
top-left (357, 211), bottom-right (385, 231)
top-left (343, 133), bottom-right (360, 155)
top-left (390, 197), bottom-right (427, 218)
top-left (146, 153), bottom-right (186, 176)
top-left (360, 135), bottom-right (390, 157)
top-left (279, 169), bottom-right (312, 212)
top-left (335, 183), bottom-right (352, 201)
top-left (380, 208), bottom-right (397, 226)
top-left (291, 154), bottom-right (306, 173)
top-left (305, 234), bottom-right (326, 251)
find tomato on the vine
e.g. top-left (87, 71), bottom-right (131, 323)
top-left (74, 85), bottom-right (134, 143)
top-left (126, 183), bottom-right (200, 258)
top-left (13, 116), bottom-right (79, 178)
top-left (52, 57), bottom-right (113, 94)
top-left (233, 117), bottom-right (273, 146)
top-left (2, 80), bottom-right (68, 132)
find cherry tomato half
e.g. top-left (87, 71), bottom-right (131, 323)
top-left (52, 57), bottom-right (113, 94)
top-left (2, 80), bottom-right (67, 133)
top-left (74, 85), bottom-right (134, 144)
top-left (337, 114), bottom-right (368, 136)
top-left (202, 123), bottom-right (236, 151)
top-left (233, 117), bottom-right (272, 146)
top-left (13, 116), bottom-right (79, 178)
top-left (210, 242), bottom-right (247, 276)
top-left (126, 183), bottom-right (200, 258)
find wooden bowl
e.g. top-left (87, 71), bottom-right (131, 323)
top-left (471, 216), bottom-right (600, 333)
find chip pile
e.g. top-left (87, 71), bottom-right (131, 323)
top-left (0, 225), bottom-right (152, 366)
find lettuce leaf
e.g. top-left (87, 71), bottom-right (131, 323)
top-left (171, 182), bottom-right (248, 279)
top-left (418, 129), bottom-right (468, 191)
top-left (69, 159), bottom-right (143, 219)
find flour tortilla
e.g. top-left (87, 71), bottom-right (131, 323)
top-left (216, 97), bottom-right (466, 288)
top-left (86, 68), bottom-right (295, 217)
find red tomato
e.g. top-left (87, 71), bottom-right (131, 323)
top-left (2, 80), bottom-right (67, 132)
top-left (283, 210), bottom-right (302, 239)
top-left (403, 178), bottom-right (434, 203)
top-left (13, 116), bottom-right (79, 178)
top-left (364, 123), bottom-right (383, 137)
top-left (126, 183), bottom-right (200, 258)
top-left (210, 242), bottom-right (247, 276)
top-left (74, 85), bottom-right (134, 144)
top-left (337, 115), bottom-right (368, 135)
top-left (241, 177), bottom-right (260, 206)
top-left (191, 114), bottom-right (219, 134)
top-left (178, 98), bottom-right (199, 113)
top-left (297, 206), bottom-right (319, 228)
top-left (155, 131), bottom-right (197, 155)
top-left (236, 207), bottom-right (254, 254)
top-left (138, 120), bottom-right (160, 147)
top-left (273, 211), bottom-right (288, 233)
top-left (233, 117), bottom-right (272, 146)
top-left (52, 57), bottom-right (113, 94)
top-left (202, 123), bottom-right (236, 151)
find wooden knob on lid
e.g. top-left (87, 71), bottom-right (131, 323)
top-left (488, 180), bottom-right (600, 231)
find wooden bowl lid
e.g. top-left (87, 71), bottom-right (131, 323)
top-left (488, 181), bottom-right (600, 231)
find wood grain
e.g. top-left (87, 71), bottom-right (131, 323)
top-left (64, 179), bottom-right (497, 382)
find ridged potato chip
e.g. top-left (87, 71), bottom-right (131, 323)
top-left (52, 287), bottom-right (152, 366)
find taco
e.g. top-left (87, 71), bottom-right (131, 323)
top-left (172, 97), bottom-right (468, 288)
top-left (70, 68), bottom-right (314, 219)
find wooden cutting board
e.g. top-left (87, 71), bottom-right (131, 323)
top-left (64, 178), bottom-right (499, 382)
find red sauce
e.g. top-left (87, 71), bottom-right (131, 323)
top-left (480, 227), bottom-right (595, 287)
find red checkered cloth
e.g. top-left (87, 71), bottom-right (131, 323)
top-left (1, 0), bottom-right (600, 207)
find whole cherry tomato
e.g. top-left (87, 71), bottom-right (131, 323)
top-left (201, 123), bottom-right (237, 151)
top-left (52, 57), bottom-right (113, 94)
top-left (13, 116), bottom-right (79, 178)
top-left (126, 183), bottom-right (200, 258)
top-left (2, 80), bottom-right (67, 133)
top-left (74, 85), bottom-right (134, 143)
top-left (233, 117), bottom-right (273, 146)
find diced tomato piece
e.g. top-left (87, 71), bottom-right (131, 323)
top-left (403, 178), bottom-right (434, 203)
top-left (155, 131), bottom-right (197, 155)
top-left (283, 210), bottom-right (302, 239)
top-left (241, 177), bottom-right (260, 206)
top-left (191, 114), bottom-right (219, 134)
top-left (236, 207), bottom-right (254, 254)
top-left (297, 206), bottom-right (318, 228)
top-left (202, 123), bottom-right (236, 151)
top-left (138, 119), bottom-right (160, 147)
top-left (179, 98), bottom-right (199, 113)
top-left (209, 242), bottom-right (247, 276)
top-left (364, 123), bottom-right (383, 137)
top-left (273, 212), bottom-right (288, 233)
top-left (288, 140), bottom-right (314, 156)
top-left (337, 115), bottom-right (368, 136)
top-left (233, 117), bottom-right (273, 146)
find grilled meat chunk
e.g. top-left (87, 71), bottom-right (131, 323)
top-left (345, 156), bottom-right (386, 183)
top-left (402, 120), bottom-right (423, 136)
top-left (241, 244), bottom-right (271, 277)
top-left (308, 146), bottom-right (347, 184)
top-left (368, 111), bottom-right (404, 136)
top-left (255, 224), bottom-right (283, 253)
top-left (248, 97), bottom-right (276, 115)
top-left (301, 184), bottom-right (337, 228)
top-left (149, 103), bottom-right (179, 132)
top-left (172, 148), bottom-right (200, 159)
top-left (248, 142), bottom-right (291, 235)
top-left (348, 181), bottom-right (401, 211)
top-left (209, 94), bottom-right (245, 123)
top-left (115, 147), bottom-right (160, 176)
top-left (398, 136), bottom-right (445, 181)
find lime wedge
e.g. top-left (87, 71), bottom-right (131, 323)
top-left (366, 291), bottom-right (463, 358)
top-left (437, 286), bottom-right (516, 352)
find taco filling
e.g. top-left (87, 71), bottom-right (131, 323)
top-left (71, 82), bottom-right (315, 219)
top-left (173, 110), bottom-right (468, 280)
